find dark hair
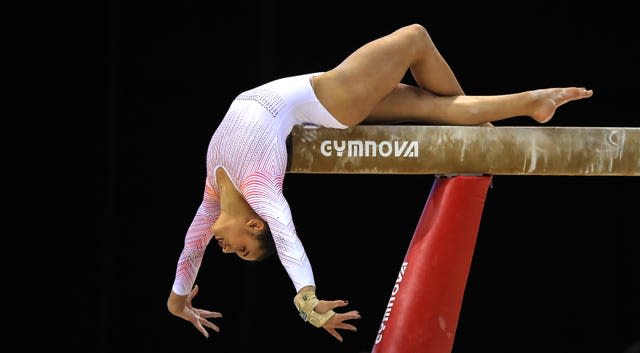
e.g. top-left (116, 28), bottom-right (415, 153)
top-left (254, 222), bottom-right (276, 261)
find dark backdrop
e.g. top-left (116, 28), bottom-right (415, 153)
top-left (9, 1), bottom-right (639, 352)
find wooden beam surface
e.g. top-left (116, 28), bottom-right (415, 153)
top-left (286, 125), bottom-right (640, 176)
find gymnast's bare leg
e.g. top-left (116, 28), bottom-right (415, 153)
top-left (311, 24), bottom-right (593, 127)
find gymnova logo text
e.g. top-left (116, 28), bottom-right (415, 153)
top-left (319, 140), bottom-right (419, 157)
top-left (375, 261), bottom-right (409, 345)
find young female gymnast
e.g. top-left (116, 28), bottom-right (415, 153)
top-left (167, 23), bottom-right (593, 342)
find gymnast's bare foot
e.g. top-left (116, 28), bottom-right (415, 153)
top-left (530, 87), bottom-right (593, 123)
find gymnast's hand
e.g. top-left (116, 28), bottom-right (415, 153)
top-left (314, 299), bottom-right (361, 342)
top-left (167, 284), bottom-right (222, 338)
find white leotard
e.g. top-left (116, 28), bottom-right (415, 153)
top-left (172, 73), bottom-right (347, 295)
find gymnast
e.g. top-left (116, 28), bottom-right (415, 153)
top-left (166, 23), bottom-right (593, 342)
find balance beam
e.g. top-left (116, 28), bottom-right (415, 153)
top-left (286, 125), bottom-right (640, 176)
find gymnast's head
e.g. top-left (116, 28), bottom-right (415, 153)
top-left (212, 217), bottom-right (276, 261)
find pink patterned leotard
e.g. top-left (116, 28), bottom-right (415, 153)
top-left (172, 73), bottom-right (348, 295)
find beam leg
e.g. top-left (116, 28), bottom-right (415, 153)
top-left (371, 175), bottom-right (492, 353)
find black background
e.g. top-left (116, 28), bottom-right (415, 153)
top-left (8, 1), bottom-right (639, 352)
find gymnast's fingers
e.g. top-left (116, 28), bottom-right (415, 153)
top-left (324, 327), bottom-right (344, 342)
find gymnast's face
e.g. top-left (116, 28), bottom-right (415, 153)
top-left (213, 220), bottom-right (263, 261)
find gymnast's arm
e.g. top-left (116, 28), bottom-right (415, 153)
top-left (252, 190), bottom-right (361, 341)
top-left (167, 186), bottom-right (222, 338)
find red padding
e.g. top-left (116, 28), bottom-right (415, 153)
top-left (372, 175), bottom-right (492, 353)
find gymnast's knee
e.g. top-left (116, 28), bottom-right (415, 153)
top-left (396, 23), bottom-right (435, 53)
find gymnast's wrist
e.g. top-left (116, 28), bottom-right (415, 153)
top-left (293, 287), bottom-right (335, 328)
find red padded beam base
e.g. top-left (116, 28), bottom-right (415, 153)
top-left (371, 175), bottom-right (492, 353)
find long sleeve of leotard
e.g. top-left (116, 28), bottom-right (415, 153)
top-left (242, 171), bottom-right (315, 293)
top-left (171, 182), bottom-right (220, 296)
